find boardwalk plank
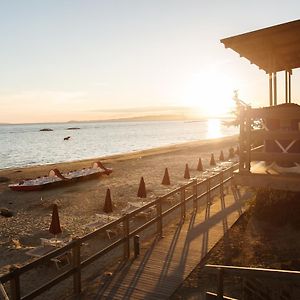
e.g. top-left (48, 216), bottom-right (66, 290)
top-left (90, 191), bottom-right (246, 299)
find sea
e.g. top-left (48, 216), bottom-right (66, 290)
top-left (0, 119), bottom-right (238, 170)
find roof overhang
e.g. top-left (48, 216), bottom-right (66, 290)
top-left (221, 20), bottom-right (300, 73)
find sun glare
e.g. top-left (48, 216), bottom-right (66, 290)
top-left (183, 69), bottom-right (235, 117)
top-left (207, 118), bottom-right (222, 139)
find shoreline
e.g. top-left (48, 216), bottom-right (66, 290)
top-left (0, 134), bottom-right (238, 279)
top-left (0, 135), bottom-right (238, 179)
top-left (0, 134), bottom-right (238, 297)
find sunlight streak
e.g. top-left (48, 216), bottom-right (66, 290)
top-left (206, 119), bottom-right (222, 139)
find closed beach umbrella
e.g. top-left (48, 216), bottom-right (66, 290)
top-left (137, 177), bottom-right (147, 198)
top-left (210, 154), bottom-right (216, 166)
top-left (49, 204), bottom-right (62, 236)
top-left (103, 188), bottom-right (113, 213)
top-left (219, 150), bottom-right (225, 161)
top-left (184, 164), bottom-right (190, 179)
top-left (197, 158), bottom-right (204, 172)
top-left (162, 168), bottom-right (171, 185)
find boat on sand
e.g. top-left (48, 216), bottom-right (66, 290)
top-left (8, 161), bottom-right (112, 191)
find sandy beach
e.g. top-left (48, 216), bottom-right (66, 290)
top-left (0, 135), bottom-right (237, 279)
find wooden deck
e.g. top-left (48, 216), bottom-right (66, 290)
top-left (233, 162), bottom-right (300, 191)
top-left (85, 189), bottom-right (248, 299)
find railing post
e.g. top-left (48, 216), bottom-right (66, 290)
top-left (207, 177), bottom-right (211, 204)
top-left (72, 237), bottom-right (81, 295)
top-left (180, 187), bottom-right (186, 220)
top-left (133, 235), bottom-right (140, 258)
top-left (217, 267), bottom-right (224, 300)
top-left (220, 171), bottom-right (224, 199)
top-left (123, 214), bottom-right (130, 259)
top-left (0, 283), bottom-right (9, 300)
top-left (9, 265), bottom-right (20, 300)
top-left (193, 179), bottom-right (198, 210)
top-left (156, 197), bottom-right (163, 237)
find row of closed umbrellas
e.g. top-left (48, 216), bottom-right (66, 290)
top-left (49, 146), bottom-right (239, 236)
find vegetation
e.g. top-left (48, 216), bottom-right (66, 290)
top-left (250, 189), bottom-right (300, 228)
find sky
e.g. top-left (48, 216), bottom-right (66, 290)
top-left (0, 1), bottom-right (299, 123)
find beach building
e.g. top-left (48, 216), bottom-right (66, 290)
top-left (202, 19), bottom-right (300, 299)
top-left (221, 19), bottom-right (300, 191)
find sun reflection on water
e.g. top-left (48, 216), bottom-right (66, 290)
top-left (207, 119), bottom-right (222, 139)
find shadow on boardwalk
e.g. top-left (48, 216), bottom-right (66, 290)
top-left (92, 192), bottom-right (246, 300)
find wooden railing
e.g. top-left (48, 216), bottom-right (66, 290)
top-left (0, 164), bottom-right (238, 300)
top-left (239, 107), bottom-right (300, 173)
top-left (204, 264), bottom-right (300, 299)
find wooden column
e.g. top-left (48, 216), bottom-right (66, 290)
top-left (245, 109), bottom-right (251, 172)
top-left (269, 73), bottom-right (273, 106)
top-left (285, 70), bottom-right (288, 103)
top-left (289, 71), bottom-right (292, 103)
top-left (239, 109), bottom-right (246, 172)
top-left (273, 72), bottom-right (277, 105)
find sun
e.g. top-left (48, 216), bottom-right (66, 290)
top-left (183, 69), bottom-right (235, 117)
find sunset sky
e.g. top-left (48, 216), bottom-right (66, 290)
top-left (0, 1), bottom-right (299, 123)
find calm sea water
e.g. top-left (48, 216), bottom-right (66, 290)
top-left (0, 119), bottom-right (238, 169)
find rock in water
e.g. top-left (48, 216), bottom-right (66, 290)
top-left (40, 128), bottom-right (53, 131)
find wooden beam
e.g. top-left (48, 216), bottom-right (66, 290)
top-left (233, 172), bottom-right (300, 192)
top-left (247, 107), bottom-right (300, 119)
top-left (251, 152), bottom-right (300, 163)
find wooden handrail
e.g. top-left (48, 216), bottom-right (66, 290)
top-left (250, 144), bottom-right (264, 152)
top-left (204, 264), bottom-right (300, 299)
top-left (204, 264), bottom-right (300, 280)
top-left (0, 163), bottom-right (238, 299)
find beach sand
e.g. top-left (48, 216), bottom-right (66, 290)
top-left (0, 135), bottom-right (238, 287)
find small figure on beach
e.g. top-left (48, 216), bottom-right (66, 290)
top-left (64, 136), bottom-right (71, 141)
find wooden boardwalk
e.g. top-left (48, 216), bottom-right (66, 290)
top-left (86, 190), bottom-right (247, 300)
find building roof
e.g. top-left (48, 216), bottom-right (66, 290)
top-left (221, 20), bottom-right (300, 73)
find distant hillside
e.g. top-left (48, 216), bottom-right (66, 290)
top-left (67, 114), bottom-right (200, 123)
